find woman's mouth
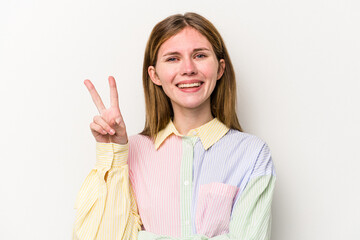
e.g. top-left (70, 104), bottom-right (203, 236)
top-left (176, 81), bottom-right (204, 93)
top-left (177, 82), bottom-right (202, 89)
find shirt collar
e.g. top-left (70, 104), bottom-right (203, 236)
top-left (154, 118), bottom-right (229, 150)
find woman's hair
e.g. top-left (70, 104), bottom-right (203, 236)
top-left (141, 12), bottom-right (242, 137)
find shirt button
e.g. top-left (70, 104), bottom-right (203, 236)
top-left (184, 180), bottom-right (189, 186)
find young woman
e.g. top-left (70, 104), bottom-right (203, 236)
top-left (73, 13), bottom-right (276, 240)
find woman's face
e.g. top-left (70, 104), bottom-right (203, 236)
top-left (148, 27), bottom-right (225, 115)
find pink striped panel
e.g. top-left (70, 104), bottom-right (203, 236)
top-left (128, 134), bottom-right (183, 237)
top-left (196, 182), bottom-right (238, 237)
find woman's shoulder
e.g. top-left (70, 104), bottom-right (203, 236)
top-left (128, 133), bottom-right (153, 146)
top-left (126, 134), bottom-right (155, 159)
top-left (223, 129), bottom-right (268, 149)
top-left (223, 129), bottom-right (275, 176)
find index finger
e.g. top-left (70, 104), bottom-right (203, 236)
top-left (84, 79), bottom-right (106, 114)
top-left (108, 76), bottom-right (119, 108)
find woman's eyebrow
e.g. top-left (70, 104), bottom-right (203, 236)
top-left (162, 48), bottom-right (211, 57)
top-left (162, 51), bottom-right (180, 57)
top-left (193, 48), bottom-right (211, 52)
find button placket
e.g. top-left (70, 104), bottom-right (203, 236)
top-left (180, 136), bottom-right (198, 237)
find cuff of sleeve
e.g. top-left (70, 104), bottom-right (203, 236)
top-left (95, 142), bottom-right (129, 170)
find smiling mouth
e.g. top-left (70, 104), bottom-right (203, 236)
top-left (177, 82), bottom-right (203, 89)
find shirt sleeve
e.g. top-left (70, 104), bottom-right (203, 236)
top-left (136, 144), bottom-right (276, 240)
top-left (73, 142), bottom-right (141, 240)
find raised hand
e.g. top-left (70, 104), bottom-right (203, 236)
top-left (84, 76), bottom-right (128, 145)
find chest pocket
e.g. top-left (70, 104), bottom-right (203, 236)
top-left (195, 182), bottom-right (238, 237)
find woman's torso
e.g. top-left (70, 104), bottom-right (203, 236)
top-left (127, 123), bottom-right (273, 238)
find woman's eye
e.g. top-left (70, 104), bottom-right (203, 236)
top-left (166, 57), bottom-right (177, 62)
top-left (195, 54), bottom-right (206, 59)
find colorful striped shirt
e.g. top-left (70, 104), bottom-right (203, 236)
top-left (73, 118), bottom-right (276, 239)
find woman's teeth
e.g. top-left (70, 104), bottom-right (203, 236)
top-left (178, 82), bottom-right (201, 88)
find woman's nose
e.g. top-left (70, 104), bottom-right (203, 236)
top-left (181, 58), bottom-right (198, 76)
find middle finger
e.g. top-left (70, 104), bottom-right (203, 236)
top-left (84, 79), bottom-right (106, 114)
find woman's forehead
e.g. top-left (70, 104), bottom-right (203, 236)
top-left (158, 27), bottom-right (213, 56)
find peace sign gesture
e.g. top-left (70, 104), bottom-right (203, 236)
top-left (84, 76), bottom-right (128, 145)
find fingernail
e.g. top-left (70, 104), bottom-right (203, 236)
top-left (115, 118), bottom-right (121, 125)
top-left (109, 129), bottom-right (115, 135)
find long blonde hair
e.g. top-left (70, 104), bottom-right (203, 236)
top-left (141, 12), bottom-right (242, 137)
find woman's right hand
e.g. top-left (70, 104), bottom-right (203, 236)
top-left (84, 76), bottom-right (128, 145)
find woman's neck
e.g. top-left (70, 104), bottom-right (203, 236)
top-left (172, 105), bottom-right (213, 135)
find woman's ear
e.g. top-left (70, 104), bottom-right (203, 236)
top-left (217, 59), bottom-right (225, 80)
top-left (148, 66), bottom-right (162, 86)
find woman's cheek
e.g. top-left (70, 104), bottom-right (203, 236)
top-left (158, 65), bottom-right (177, 83)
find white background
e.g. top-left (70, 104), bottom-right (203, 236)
top-left (1, 0), bottom-right (359, 239)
